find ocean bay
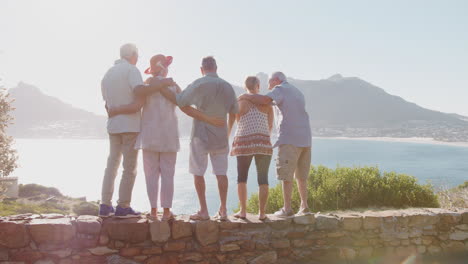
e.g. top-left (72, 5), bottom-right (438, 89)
top-left (13, 138), bottom-right (468, 214)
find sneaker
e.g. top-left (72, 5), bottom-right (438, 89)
top-left (99, 204), bottom-right (115, 217)
top-left (273, 208), bottom-right (294, 218)
top-left (296, 207), bottom-right (312, 216)
top-left (114, 206), bottom-right (141, 218)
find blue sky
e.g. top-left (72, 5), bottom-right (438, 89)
top-left (0, 0), bottom-right (467, 115)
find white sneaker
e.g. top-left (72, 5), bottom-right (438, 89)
top-left (273, 208), bottom-right (294, 217)
top-left (295, 208), bottom-right (312, 216)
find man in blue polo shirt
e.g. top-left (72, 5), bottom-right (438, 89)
top-left (240, 71), bottom-right (312, 217)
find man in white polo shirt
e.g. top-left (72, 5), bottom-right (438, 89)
top-left (100, 43), bottom-right (174, 217)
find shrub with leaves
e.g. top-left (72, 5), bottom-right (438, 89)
top-left (244, 165), bottom-right (440, 213)
top-left (0, 200), bottom-right (70, 216)
top-left (0, 84), bottom-right (17, 178)
top-left (72, 201), bottom-right (99, 216)
top-left (18, 184), bottom-right (63, 198)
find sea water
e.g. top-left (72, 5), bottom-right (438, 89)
top-left (13, 138), bottom-right (468, 214)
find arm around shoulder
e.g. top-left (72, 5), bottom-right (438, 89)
top-left (239, 93), bottom-right (272, 105)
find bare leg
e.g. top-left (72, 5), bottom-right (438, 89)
top-left (151, 208), bottom-right (158, 219)
top-left (216, 175), bottom-right (228, 217)
top-left (237, 183), bottom-right (247, 217)
top-left (194, 176), bottom-right (209, 218)
top-left (258, 184), bottom-right (269, 219)
top-left (296, 177), bottom-right (309, 210)
top-left (282, 180), bottom-right (293, 212)
top-left (162, 208), bottom-right (172, 220)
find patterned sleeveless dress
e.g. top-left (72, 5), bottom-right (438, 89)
top-left (230, 105), bottom-right (273, 156)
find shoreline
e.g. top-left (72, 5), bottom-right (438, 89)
top-left (14, 137), bottom-right (468, 148)
top-left (315, 136), bottom-right (468, 148)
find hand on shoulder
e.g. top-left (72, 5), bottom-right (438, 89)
top-left (145, 77), bottom-right (153, 85)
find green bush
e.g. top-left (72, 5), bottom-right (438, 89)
top-left (19, 184), bottom-right (63, 198)
top-left (0, 200), bottom-right (70, 216)
top-left (72, 202), bottom-right (99, 216)
top-left (0, 87), bottom-right (18, 179)
top-left (245, 165), bottom-right (439, 213)
top-left (455, 181), bottom-right (468, 190)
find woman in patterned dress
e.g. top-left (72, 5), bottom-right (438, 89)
top-left (228, 76), bottom-right (274, 220)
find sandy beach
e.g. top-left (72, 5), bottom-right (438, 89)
top-left (315, 136), bottom-right (468, 148)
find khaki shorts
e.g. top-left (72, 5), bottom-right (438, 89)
top-left (276, 144), bottom-right (311, 182)
top-left (189, 138), bottom-right (229, 176)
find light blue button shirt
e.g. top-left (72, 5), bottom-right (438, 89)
top-left (266, 81), bottom-right (312, 148)
top-left (101, 59), bottom-right (144, 134)
top-left (176, 72), bottom-right (239, 151)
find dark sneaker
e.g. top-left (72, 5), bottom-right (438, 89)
top-left (99, 204), bottom-right (115, 217)
top-left (114, 206), bottom-right (141, 218)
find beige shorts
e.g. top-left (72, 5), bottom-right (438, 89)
top-left (189, 138), bottom-right (229, 176)
top-left (276, 144), bottom-right (312, 182)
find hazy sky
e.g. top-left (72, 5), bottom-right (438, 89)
top-left (1, 0), bottom-right (467, 116)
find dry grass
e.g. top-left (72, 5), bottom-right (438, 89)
top-left (437, 181), bottom-right (468, 209)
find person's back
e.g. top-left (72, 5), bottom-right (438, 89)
top-left (231, 101), bottom-right (272, 156)
top-left (102, 59), bottom-right (142, 134)
top-left (137, 75), bottom-right (179, 152)
top-left (237, 71), bottom-right (312, 218)
top-left (175, 56), bottom-right (238, 221)
top-left (179, 73), bottom-right (238, 151)
top-left (99, 43), bottom-right (144, 218)
top-left (271, 81), bottom-right (311, 148)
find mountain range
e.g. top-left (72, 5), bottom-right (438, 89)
top-left (6, 75), bottom-right (468, 142)
top-left (8, 82), bottom-right (106, 138)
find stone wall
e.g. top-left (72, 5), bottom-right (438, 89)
top-left (0, 208), bottom-right (467, 264)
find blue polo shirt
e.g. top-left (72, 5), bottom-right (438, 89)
top-left (266, 81), bottom-right (312, 148)
top-left (176, 72), bottom-right (239, 151)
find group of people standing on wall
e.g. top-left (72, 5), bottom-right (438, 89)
top-left (99, 43), bottom-right (312, 221)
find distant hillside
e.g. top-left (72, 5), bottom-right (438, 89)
top-left (6, 77), bottom-right (468, 142)
top-left (8, 82), bottom-right (106, 138)
top-left (288, 74), bottom-right (467, 128)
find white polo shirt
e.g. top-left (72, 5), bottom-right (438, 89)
top-left (101, 59), bottom-right (144, 134)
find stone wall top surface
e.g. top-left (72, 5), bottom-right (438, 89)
top-left (0, 208), bottom-right (466, 264)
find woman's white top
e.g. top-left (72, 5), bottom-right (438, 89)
top-left (135, 76), bottom-right (179, 152)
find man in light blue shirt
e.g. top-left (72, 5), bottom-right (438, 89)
top-left (100, 43), bottom-right (175, 218)
top-left (158, 56), bottom-right (239, 220)
top-left (240, 71), bottom-right (312, 217)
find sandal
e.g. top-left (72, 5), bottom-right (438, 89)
top-left (146, 213), bottom-right (159, 221)
top-left (233, 211), bottom-right (246, 220)
top-left (213, 211), bottom-right (228, 221)
top-left (189, 211), bottom-right (210, 221)
top-left (162, 211), bottom-right (175, 221)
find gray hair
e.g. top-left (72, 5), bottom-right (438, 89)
top-left (120, 43), bottom-right (138, 59)
top-left (271, 71), bottom-right (287, 82)
top-left (202, 56), bottom-right (217, 71)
